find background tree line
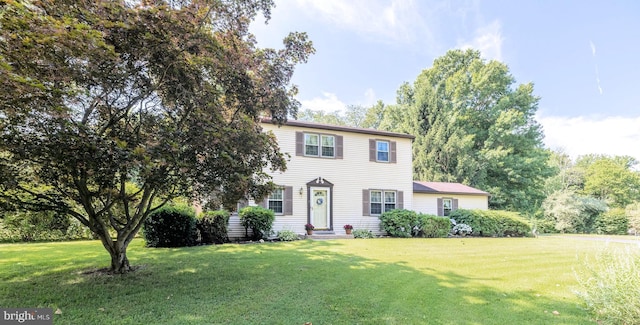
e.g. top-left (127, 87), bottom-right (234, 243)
top-left (298, 49), bottom-right (640, 233)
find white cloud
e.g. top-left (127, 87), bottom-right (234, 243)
top-left (300, 92), bottom-right (347, 112)
top-left (300, 88), bottom-right (378, 113)
top-left (363, 88), bottom-right (377, 106)
top-left (537, 114), bottom-right (640, 162)
top-left (589, 40), bottom-right (596, 56)
top-left (458, 20), bottom-right (503, 61)
top-left (293, 0), bottom-right (430, 43)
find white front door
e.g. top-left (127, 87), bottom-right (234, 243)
top-left (311, 188), bottom-right (330, 229)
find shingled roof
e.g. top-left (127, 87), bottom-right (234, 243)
top-left (413, 181), bottom-right (490, 196)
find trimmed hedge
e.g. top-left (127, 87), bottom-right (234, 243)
top-left (379, 209), bottom-right (419, 237)
top-left (143, 205), bottom-right (198, 247)
top-left (239, 206), bottom-right (275, 240)
top-left (418, 214), bottom-right (451, 238)
top-left (594, 208), bottom-right (628, 235)
top-left (449, 209), bottom-right (531, 237)
top-left (197, 210), bottom-right (230, 244)
top-left (379, 209), bottom-right (450, 238)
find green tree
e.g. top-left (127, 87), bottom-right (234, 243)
top-left (542, 190), bottom-right (607, 233)
top-left (0, 0), bottom-right (313, 273)
top-left (398, 49), bottom-right (551, 214)
top-left (581, 156), bottom-right (640, 208)
top-left (626, 202), bottom-right (640, 235)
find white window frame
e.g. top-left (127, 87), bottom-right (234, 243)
top-left (442, 198), bottom-right (452, 217)
top-left (268, 188), bottom-right (284, 215)
top-left (304, 133), bottom-right (335, 158)
top-left (376, 140), bottom-right (389, 162)
top-left (370, 190), bottom-right (397, 216)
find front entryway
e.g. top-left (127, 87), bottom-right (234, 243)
top-left (311, 187), bottom-right (330, 229)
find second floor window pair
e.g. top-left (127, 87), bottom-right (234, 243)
top-left (305, 134), bottom-right (335, 158)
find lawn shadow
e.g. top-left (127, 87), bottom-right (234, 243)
top-left (0, 239), bottom-right (594, 324)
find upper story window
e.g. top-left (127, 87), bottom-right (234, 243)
top-left (377, 141), bottom-right (389, 162)
top-left (304, 133), bottom-right (335, 158)
top-left (369, 139), bottom-right (396, 163)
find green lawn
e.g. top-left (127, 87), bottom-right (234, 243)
top-left (0, 236), bottom-right (627, 324)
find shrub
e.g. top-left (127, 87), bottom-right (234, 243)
top-left (0, 211), bottom-right (93, 242)
top-left (277, 230), bottom-right (299, 241)
top-left (449, 209), bottom-right (531, 237)
top-left (239, 206), bottom-right (275, 240)
top-left (417, 214), bottom-right (450, 238)
top-left (197, 210), bottom-right (230, 244)
top-left (143, 205), bottom-right (198, 247)
top-left (352, 229), bottom-right (374, 239)
top-left (575, 248), bottom-right (640, 324)
top-left (379, 209), bottom-right (419, 237)
top-left (594, 208), bottom-right (628, 235)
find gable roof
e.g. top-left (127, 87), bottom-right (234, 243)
top-left (413, 181), bottom-right (490, 196)
top-left (261, 118), bottom-right (415, 139)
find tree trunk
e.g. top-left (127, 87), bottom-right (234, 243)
top-left (110, 241), bottom-right (131, 274)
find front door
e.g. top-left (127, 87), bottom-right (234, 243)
top-left (311, 188), bottom-right (330, 229)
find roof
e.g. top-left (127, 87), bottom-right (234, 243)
top-left (261, 118), bottom-right (415, 139)
top-left (413, 181), bottom-right (490, 196)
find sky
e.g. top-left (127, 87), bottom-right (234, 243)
top-left (250, 0), bottom-right (640, 163)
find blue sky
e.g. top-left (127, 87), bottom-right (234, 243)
top-left (251, 0), bottom-right (640, 162)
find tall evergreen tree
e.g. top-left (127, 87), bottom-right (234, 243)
top-left (399, 49), bottom-right (552, 213)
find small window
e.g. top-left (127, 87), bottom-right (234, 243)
top-left (321, 135), bottom-right (335, 157)
top-left (384, 191), bottom-right (396, 211)
top-left (370, 191), bottom-right (382, 215)
top-left (268, 188), bottom-right (284, 214)
top-left (370, 190), bottom-right (397, 215)
top-left (442, 198), bottom-right (452, 216)
top-left (377, 141), bottom-right (389, 162)
top-left (304, 134), bottom-right (319, 156)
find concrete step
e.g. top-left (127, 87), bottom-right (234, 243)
top-left (306, 233), bottom-right (354, 240)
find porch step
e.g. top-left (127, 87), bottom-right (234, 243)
top-left (306, 233), bottom-right (354, 240)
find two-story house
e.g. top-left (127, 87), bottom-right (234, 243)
top-left (227, 119), bottom-right (489, 238)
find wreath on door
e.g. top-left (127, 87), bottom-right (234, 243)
top-left (316, 198), bottom-right (324, 205)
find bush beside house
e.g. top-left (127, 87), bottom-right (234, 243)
top-left (239, 206), bottom-right (275, 240)
top-left (143, 205), bottom-right (198, 247)
top-left (379, 209), bottom-right (451, 238)
top-left (449, 209), bottom-right (531, 237)
top-left (197, 210), bottom-right (230, 244)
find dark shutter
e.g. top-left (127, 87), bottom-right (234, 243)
top-left (369, 139), bottom-right (376, 162)
top-left (390, 141), bottom-right (397, 163)
top-left (452, 198), bottom-right (458, 211)
top-left (397, 191), bottom-right (403, 209)
top-left (295, 132), bottom-right (304, 156)
top-left (437, 198), bottom-right (443, 216)
top-left (284, 186), bottom-right (293, 215)
top-left (336, 135), bottom-right (343, 159)
top-left (362, 189), bottom-right (370, 216)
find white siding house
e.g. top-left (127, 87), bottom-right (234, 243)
top-left (412, 181), bottom-right (490, 217)
top-left (227, 119), bottom-right (489, 239)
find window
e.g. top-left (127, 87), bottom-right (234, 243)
top-left (370, 190), bottom-right (396, 215)
top-left (442, 198), bottom-right (452, 216)
top-left (268, 188), bottom-right (284, 214)
top-left (321, 135), bottom-right (335, 157)
top-left (376, 140), bottom-right (389, 162)
top-left (370, 190), bottom-right (382, 215)
top-left (304, 133), bottom-right (335, 158)
top-left (384, 191), bottom-right (396, 211)
top-left (304, 134), bottom-right (319, 156)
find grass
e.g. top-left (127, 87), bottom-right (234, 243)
top-left (0, 236), bottom-right (632, 324)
